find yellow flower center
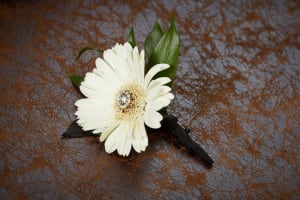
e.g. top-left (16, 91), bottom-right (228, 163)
top-left (115, 84), bottom-right (145, 121)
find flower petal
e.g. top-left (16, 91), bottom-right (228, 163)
top-left (146, 85), bottom-right (171, 103)
top-left (125, 46), bottom-right (141, 84)
top-left (144, 109), bottom-right (163, 129)
top-left (100, 123), bottom-right (119, 142)
top-left (103, 48), bottom-right (130, 82)
top-left (104, 124), bottom-right (124, 154)
top-left (80, 72), bottom-right (117, 99)
top-left (112, 42), bottom-right (132, 59)
top-left (144, 63), bottom-right (170, 88)
top-left (138, 119), bottom-right (148, 151)
top-left (123, 132), bottom-right (132, 156)
top-left (95, 58), bottom-right (122, 88)
top-left (104, 122), bottom-right (134, 156)
top-left (147, 77), bottom-right (171, 93)
top-left (75, 98), bottom-right (114, 132)
top-left (146, 93), bottom-right (174, 111)
top-left (132, 47), bottom-right (143, 84)
top-left (116, 123), bottom-right (130, 156)
top-left (132, 118), bottom-right (148, 153)
top-left (139, 50), bottom-right (145, 84)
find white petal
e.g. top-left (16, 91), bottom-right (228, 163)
top-left (95, 58), bottom-right (122, 88)
top-left (103, 49), bottom-right (130, 82)
top-left (93, 129), bottom-right (101, 134)
top-left (92, 67), bottom-right (104, 77)
top-left (146, 85), bottom-right (171, 103)
top-left (75, 98), bottom-right (113, 115)
top-left (123, 133), bottom-right (132, 156)
top-left (75, 98), bottom-right (114, 132)
top-left (137, 118), bottom-right (148, 151)
top-left (139, 50), bottom-right (145, 83)
top-left (132, 140), bottom-right (140, 153)
top-left (132, 118), bottom-right (148, 153)
top-left (132, 119), bottom-right (141, 153)
top-left (113, 42), bottom-right (132, 59)
top-left (124, 42), bottom-right (133, 53)
top-left (104, 123), bottom-right (134, 156)
top-left (105, 136), bottom-right (117, 154)
top-left (147, 77), bottom-right (171, 93)
top-left (104, 124), bottom-right (124, 154)
top-left (100, 124), bottom-right (119, 142)
top-left (79, 72), bottom-right (116, 99)
top-left (117, 122), bottom-right (137, 156)
top-left (116, 124), bottom-right (128, 156)
top-left (144, 109), bottom-right (163, 129)
top-left (132, 46), bottom-right (142, 84)
top-left (124, 47), bottom-right (138, 83)
top-left (146, 93), bottom-right (174, 111)
top-left (95, 58), bottom-right (116, 79)
top-left (144, 64), bottom-right (170, 88)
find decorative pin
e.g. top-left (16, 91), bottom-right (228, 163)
top-left (64, 18), bottom-right (214, 168)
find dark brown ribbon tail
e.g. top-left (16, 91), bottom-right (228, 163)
top-left (161, 115), bottom-right (214, 168)
top-left (62, 120), bottom-right (98, 138)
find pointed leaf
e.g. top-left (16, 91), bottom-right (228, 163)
top-left (76, 47), bottom-right (103, 60)
top-left (147, 18), bottom-right (180, 85)
top-left (144, 21), bottom-right (163, 63)
top-left (68, 74), bottom-right (84, 87)
top-left (128, 27), bottom-right (136, 47)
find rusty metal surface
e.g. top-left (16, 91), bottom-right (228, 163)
top-left (0, 0), bottom-right (300, 199)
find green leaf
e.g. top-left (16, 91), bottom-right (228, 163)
top-left (76, 47), bottom-right (102, 60)
top-left (144, 21), bottom-right (164, 63)
top-left (146, 18), bottom-right (180, 85)
top-left (68, 74), bottom-right (84, 87)
top-left (128, 27), bottom-right (136, 47)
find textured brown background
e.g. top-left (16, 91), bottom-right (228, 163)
top-left (0, 0), bottom-right (300, 199)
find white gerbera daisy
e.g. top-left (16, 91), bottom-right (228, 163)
top-left (75, 42), bottom-right (174, 156)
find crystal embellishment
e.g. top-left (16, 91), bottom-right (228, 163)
top-left (118, 90), bottom-right (131, 109)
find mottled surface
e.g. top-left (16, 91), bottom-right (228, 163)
top-left (0, 0), bottom-right (300, 199)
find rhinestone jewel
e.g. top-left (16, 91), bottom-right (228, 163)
top-left (118, 90), bottom-right (131, 109)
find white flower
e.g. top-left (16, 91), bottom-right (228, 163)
top-left (75, 42), bottom-right (174, 156)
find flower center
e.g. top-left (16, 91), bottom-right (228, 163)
top-left (115, 84), bottom-right (145, 121)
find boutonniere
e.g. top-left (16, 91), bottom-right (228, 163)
top-left (63, 18), bottom-right (214, 168)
